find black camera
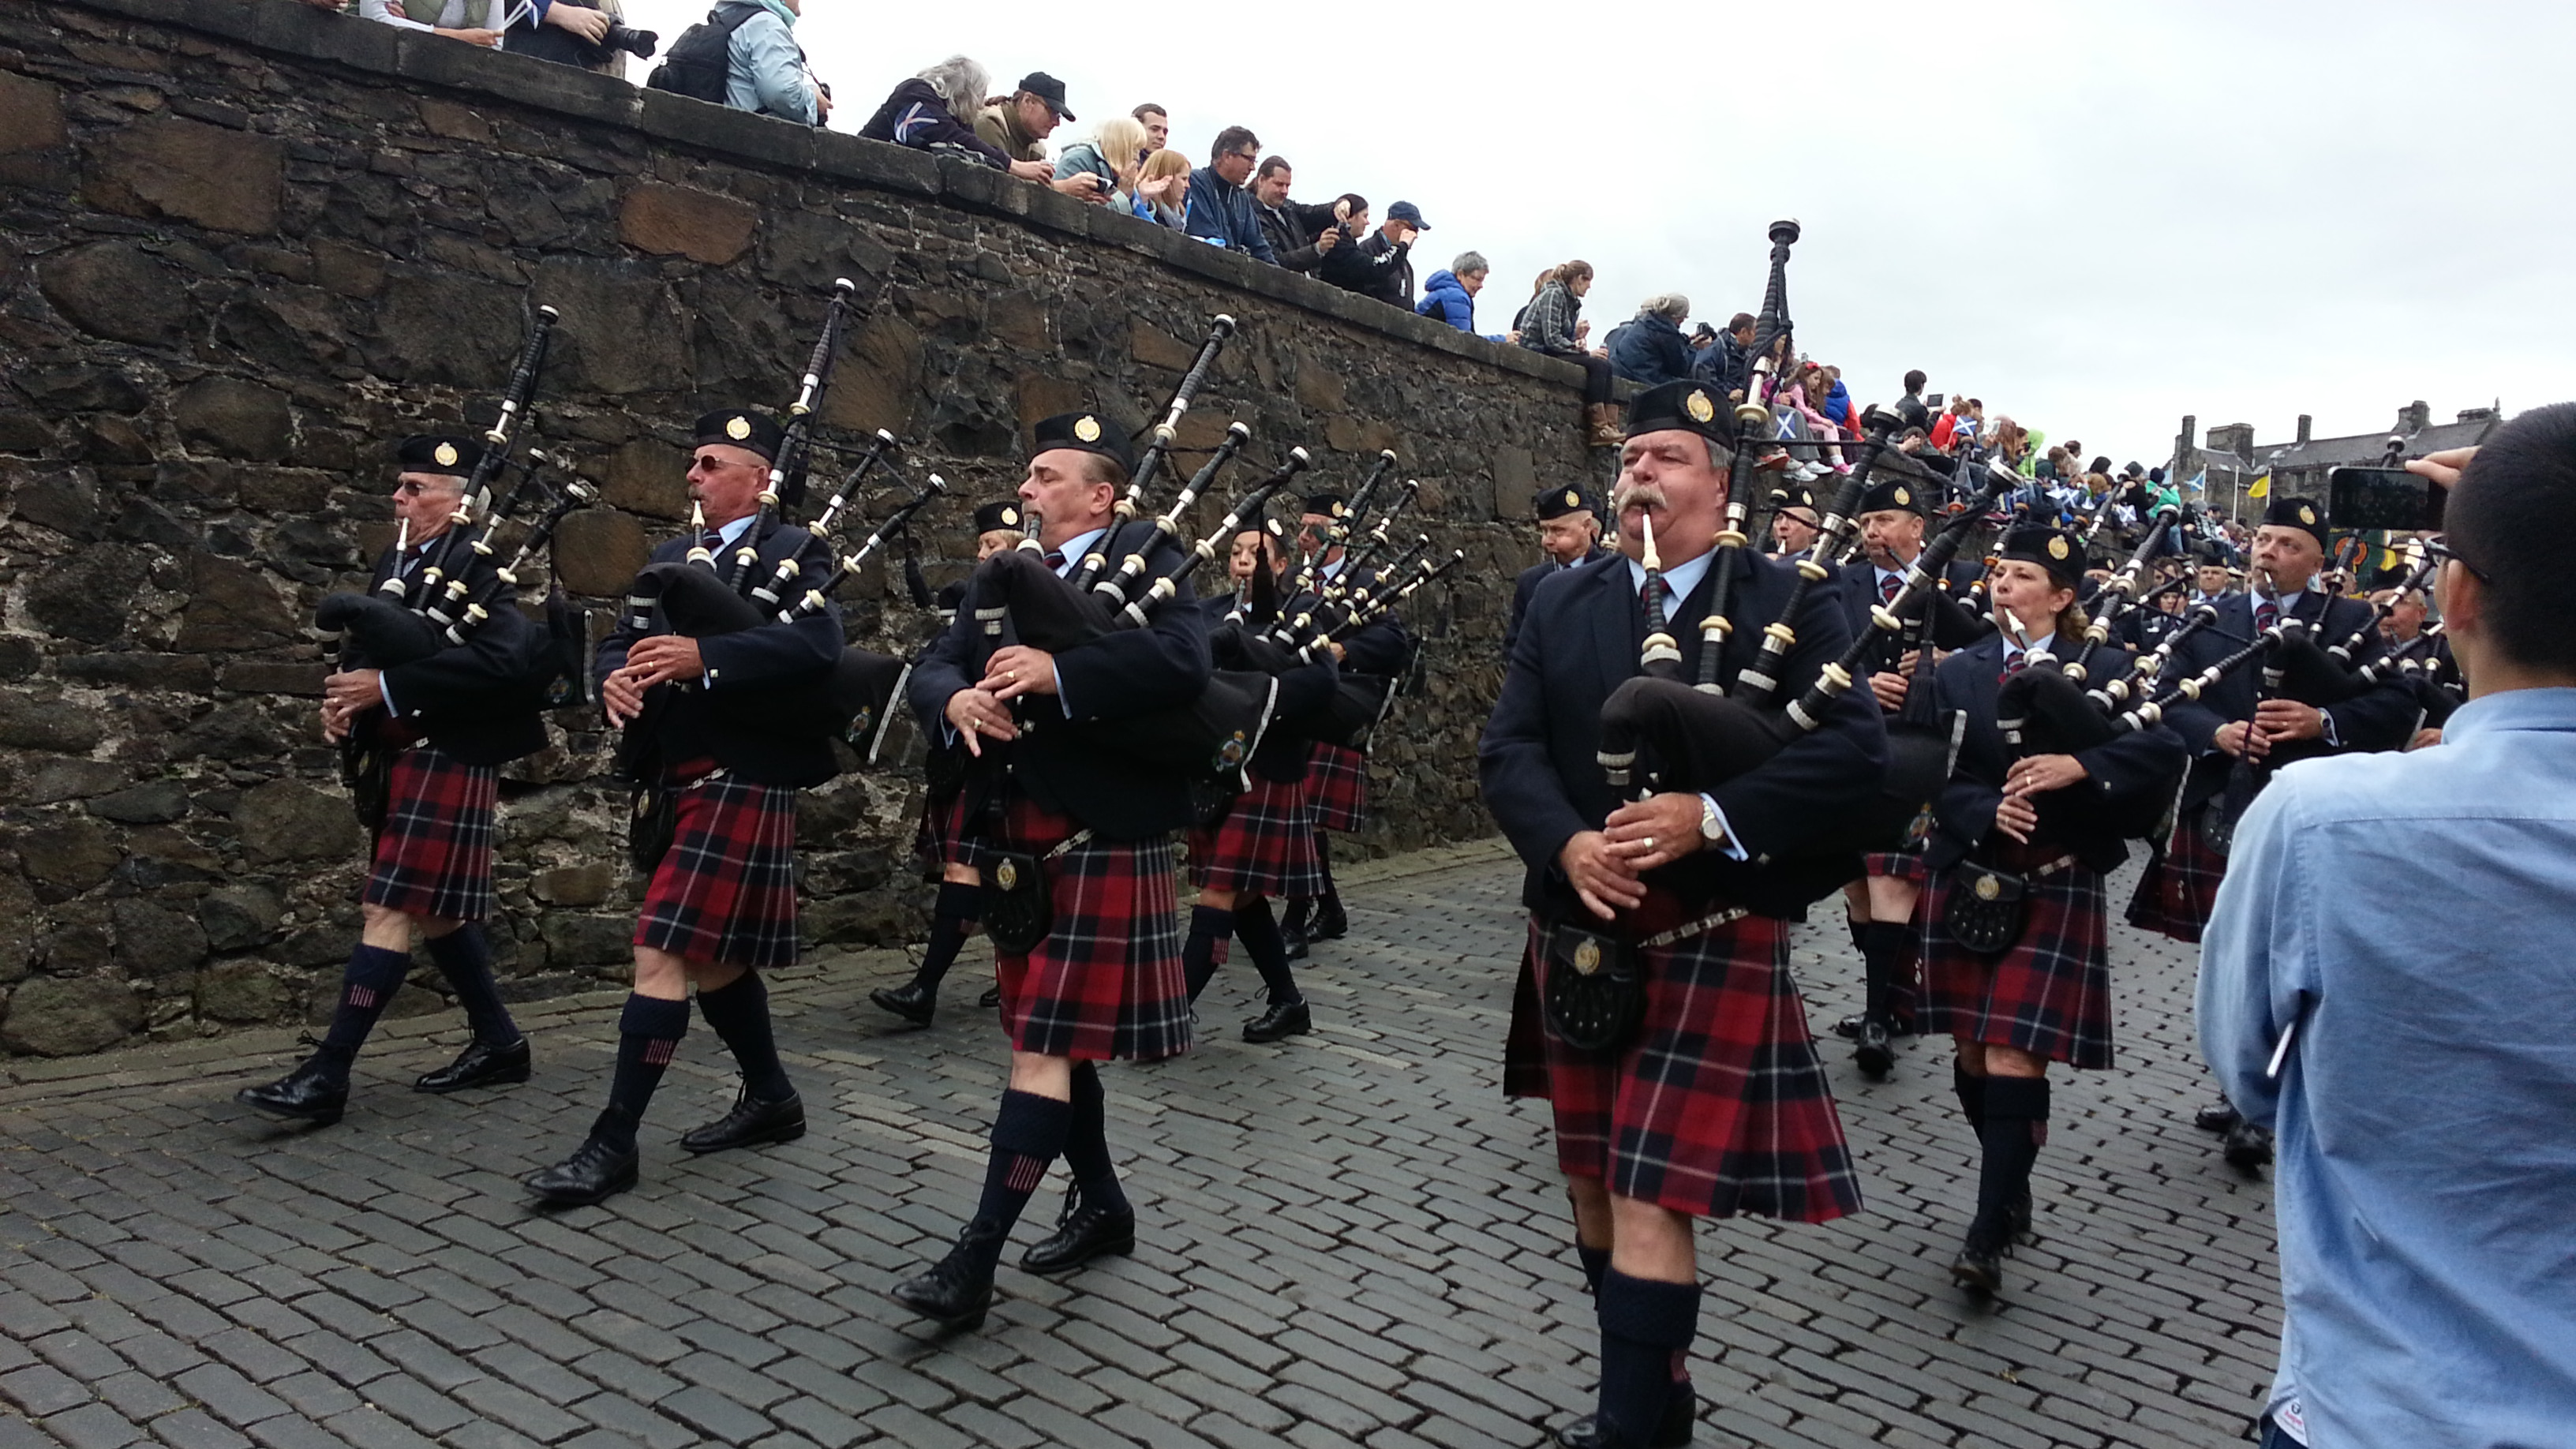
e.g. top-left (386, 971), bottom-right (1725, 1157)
top-left (602, 20), bottom-right (657, 60)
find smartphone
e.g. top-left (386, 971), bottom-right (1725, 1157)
top-left (2327, 466), bottom-right (2446, 533)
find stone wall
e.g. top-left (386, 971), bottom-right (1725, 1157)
top-left (0, 0), bottom-right (1602, 1058)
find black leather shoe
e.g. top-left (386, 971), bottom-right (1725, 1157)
top-left (680, 1087), bottom-right (805, 1155)
top-left (2009, 1185), bottom-right (2036, 1244)
top-left (1830, 1011), bottom-right (1864, 1041)
top-left (870, 978), bottom-right (938, 1028)
top-left (1552, 1387), bottom-right (1695, 1447)
top-left (1020, 1192), bottom-right (1136, 1275)
top-left (1950, 1240), bottom-right (2005, 1295)
top-left (2193, 1096), bottom-right (2241, 1133)
top-left (1284, 933), bottom-right (1310, 961)
top-left (413, 1036), bottom-right (530, 1095)
top-left (2222, 1119), bottom-right (2274, 1172)
top-left (1242, 996), bottom-right (1312, 1044)
top-left (979, 984), bottom-right (1003, 1009)
top-left (236, 1056), bottom-right (348, 1125)
top-left (1279, 897), bottom-right (1312, 945)
top-left (525, 1138), bottom-right (639, 1207)
top-left (892, 1220), bottom-right (1002, 1332)
top-left (1306, 898), bottom-right (1349, 942)
top-left (1853, 1019), bottom-right (1894, 1080)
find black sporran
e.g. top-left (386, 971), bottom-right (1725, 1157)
top-left (1942, 863), bottom-right (2026, 955)
top-left (1541, 924), bottom-right (1645, 1054)
top-left (983, 849), bottom-right (1052, 954)
top-left (628, 784), bottom-right (679, 876)
top-left (345, 743), bottom-right (394, 837)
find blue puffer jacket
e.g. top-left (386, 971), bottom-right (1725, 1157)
top-left (1415, 270), bottom-right (1503, 341)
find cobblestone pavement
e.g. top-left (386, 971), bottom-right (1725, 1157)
top-left (0, 841), bottom-right (2282, 1449)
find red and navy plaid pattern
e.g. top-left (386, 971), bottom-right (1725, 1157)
top-left (1919, 856), bottom-right (2115, 1070)
top-left (991, 790), bottom-right (1192, 1063)
top-left (362, 747), bottom-right (498, 922)
top-left (1537, 912), bottom-right (1862, 1224)
top-left (1188, 774), bottom-right (1324, 900)
top-left (1305, 742), bottom-right (1368, 833)
top-left (912, 786), bottom-right (975, 880)
top-left (2125, 803), bottom-right (2224, 945)
top-left (635, 771), bottom-right (799, 970)
top-left (1503, 936), bottom-right (1550, 1099)
top-left (1858, 848), bottom-right (1929, 886)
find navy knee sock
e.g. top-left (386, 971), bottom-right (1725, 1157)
top-left (966, 1090), bottom-right (1073, 1272)
top-left (1596, 1269), bottom-right (1700, 1444)
top-left (915, 880), bottom-right (983, 990)
top-left (1060, 1062), bottom-right (1129, 1216)
top-left (696, 973), bottom-right (792, 1102)
top-left (1953, 1059), bottom-right (1988, 1132)
top-left (1576, 1242), bottom-right (1610, 1297)
top-left (1859, 921), bottom-right (1911, 1027)
top-left (423, 925), bottom-right (518, 1046)
top-left (1232, 897), bottom-right (1301, 1005)
top-left (314, 944), bottom-right (411, 1078)
top-left (592, 994), bottom-right (690, 1154)
top-left (1181, 904), bottom-right (1235, 1002)
top-left (1971, 1075), bottom-right (2050, 1249)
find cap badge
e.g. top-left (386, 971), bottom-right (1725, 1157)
top-left (2048, 535), bottom-right (2069, 560)
top-left (724, 415), bottom-right (752, 441)
top-left (2297, 504), bottom-right (2316, 525)
top-left (1000, 507), bottom-right (1020, 526)
top-left (1684, 389), bottom-right (1716, 424)
top-left (1572, 939), bottom-right (1602, 975)
top-left (432, 441), bottom-right (459, 467)
top-left (1562, 489), bottom-right (1581, 508)
top-left (1073, 415), bottom-right (1102, 443)
top-left (1893, 486), bottom-right (1911, 507)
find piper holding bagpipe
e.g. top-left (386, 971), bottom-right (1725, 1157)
top-left (874, 499), bottom-right (1037, 1029)
top-left (1281, 486), bottom-right (1418, 957)
top-left (234, 432), bottom-right (558, 1131)
top-left (1479, 380), bottom-right (1887, 1449)
top-left (523, 407), bottom-right (846, 1208)
top-left (893, 411), bottom-right (1216, 1333)
top-left (1830, 469), bottom-right (1997, 1079)
top-left (1506, 485), bottom-right (1613, 654)
top-left (1909, 526), bottom-right (2185, 1295)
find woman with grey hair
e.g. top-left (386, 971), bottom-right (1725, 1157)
top-left (1417, 250), bottom-right (1504, 341)
top-left (1604, 292), bottom-right (1696, 388)
top-left (859, 56), bottom-right (1052, 182)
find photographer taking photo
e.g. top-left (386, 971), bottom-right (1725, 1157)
top-left (2200, 413), bottom-right (2576, 1449)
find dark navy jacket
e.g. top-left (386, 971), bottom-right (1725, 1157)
top-left (1506, 547), bottom-right (1614, 653)
top-left (2159, 588), bottom-right (2419, 806)
top-left (596, 519), bottom-right (844, 788)
top-left (368, 541), bottom-right (551, 766)
top-left (1835, 553), bottom-right (1995, 673)
top-left (1480, 548), bottom-right (1889, 920)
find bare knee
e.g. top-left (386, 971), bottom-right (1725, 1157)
top-left (632, 946), bottom-right (691, 1001)
top-left (1007, 1050), bottom-right (1073, 1101)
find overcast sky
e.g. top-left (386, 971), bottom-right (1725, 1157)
top-left (614, 0), bottom-right (2573, 469)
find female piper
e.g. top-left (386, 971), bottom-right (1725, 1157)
top-left (1915, 526), bottom-right (2186, 1294)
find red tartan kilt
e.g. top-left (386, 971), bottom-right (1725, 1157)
top-left (1859, 848), bottom-right (1928, 885)
top-left (635, 772), bottom-right (799, 970)
top-left (992, 792), bottom-right (1191, 1062)
top-left (1305, 743), bottom-right (1367, 833)
top-left (1919, 859), bottom-right (2114, 1069)
top-left (362, 747), bottom-right (498, 922)
top-left (912, 787), bottom-right (975, 880)
top-left (1188, 775), bottom-right (1323, 900)
top-left (1503, 938), bottom-right (1551, 1099)
top-left (2125, 803), bottom-right (2224, 944)
top-left (1537, 912), bottom-right (1861, 1223)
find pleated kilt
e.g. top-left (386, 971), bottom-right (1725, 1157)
top-left (1920, 851), bottom-right (2114, 1070)
top-left (1305, 742), bottom-right (1368, 833)
top-left (1858, 847), bottom-right (1929, 885)
top-left (1502, 948), bottom-right (1551, 1099)
top-left (362, 746), bottom-right (498, 922)
top-left (635, 767), bottom-right (798, 970)
top-left (2125, 803), bottom-right (2225, 945)
top-left (1188, 774), bottom-right (1324, 900)
top-left (912, 785), bottom-right (974, 879)
top-left (1535, 910), bottom-right (1862, 1224)
top-left (993, 791), bottom-right (1191, 1063)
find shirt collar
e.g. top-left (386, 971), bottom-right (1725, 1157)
top-left (715, 514), bottom-right (756, 547)
top-left (2004, 631), bottom-right (2057, 660)
top-left (1623, 547), bottom-right (1716, 605)
top-left (2442, 687), bottom-right (2576, 743)
top-left (1054, 526), bottom-right (1107, 576)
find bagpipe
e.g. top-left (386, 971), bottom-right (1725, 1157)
top-left (612, 282), bottom-right (934, 781)
top-left (1071, 314), bottom-right (1237, 590)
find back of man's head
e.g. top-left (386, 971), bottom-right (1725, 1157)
top-left (2451, 402), bottom-right (2576, 676)
top-left (1904, 369), bottom-right (1927, 392)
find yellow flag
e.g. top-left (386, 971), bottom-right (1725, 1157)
top-left (2247, 473), bottom-right (2271, 500)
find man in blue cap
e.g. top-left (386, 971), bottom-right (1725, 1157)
top-left (1322, 199), bottom-right (1426, 309)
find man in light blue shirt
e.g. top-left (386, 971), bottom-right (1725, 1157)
top-left (2200, 409), bottom-right (2576, 1449)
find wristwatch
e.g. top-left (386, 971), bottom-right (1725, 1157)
top-left (1698, 792), bottom-right (1728, 846)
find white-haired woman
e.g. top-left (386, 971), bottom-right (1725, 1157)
top-left (1604, 293), bottom-right (1694, 387)
top-left (857, 56), bottom-right (1053, 183)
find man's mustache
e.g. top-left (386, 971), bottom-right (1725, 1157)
top-left (1611, 482), bottom-right (1669, 515)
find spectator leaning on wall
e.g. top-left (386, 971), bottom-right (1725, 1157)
top-left (1604, 294), bottom-right (1695, 387)
top-left (975, 73), bottom-right (1106, 203)
top-left (644, 0), bottom-right (824, 125)
top-left (1417, 251), bottom-right (1506, 342)
top-left (1184, 127), bottom-right (1279, 264)
top-left (1249, 157), bottom-right (1342, 275)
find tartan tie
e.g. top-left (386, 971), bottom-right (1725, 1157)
top-left (2255, 597), bottom-right (2279, 632)
top-left (2002, 650), bottom-right (2027, 681)
top-left (1043, 550), bottom-right (1066, 573)
top-left (1879, 572), bottom-right (1902, 605)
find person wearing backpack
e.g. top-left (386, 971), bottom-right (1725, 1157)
top-left (648, 0), bottom-right (826, 125)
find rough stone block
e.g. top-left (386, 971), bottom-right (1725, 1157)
top-left (84, 114), bottom-right (281, 234)
top-left (36, 242), bottom-right (193, 348)
top-left (533, 256), bottom-right (691, 395)
top-left (174, 376), bottom-right (294, 461)
top-left (551, 508), bottom-right (651, 600)
top-left (88, 779), bottom-right (190, 825)
top-left (21, 818), bottom-right (122, 893)
top-left (1, 976), bottom-right (143, 1057)
top-left (111, 897), bottom-right (207, 977)
top-left (532, 863), bottom-right (613, 907)
top-left (232, 778), bottom-right (363, 866)
top-left (0, 689), bottom-right (107, 754)
top-left (540, 912), bottom-right (631, 968)
top-left (0, 69), bottom-right (68, 152)
top-left (199, 884), bottom-right (284, 953)
top-left (595, 436), bottom-right (688, 521)
top-left (818, 313), bottom-right (921, 438)
top-left (0, 876), bottom-right (34, 986)
top-left (194, 960), bottom-right (287, 1024)
top-left (175, 553), bottom-right (297, 652)
top-left (620, 182), bottom-right (759, 265)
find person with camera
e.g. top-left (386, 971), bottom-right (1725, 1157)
top-left (1248, 159), bottom-right (1345, 275)
top-left (1320, 200), bottom-right (1428, 309)
top-left (2200, 419), bottom-right (2576, 1449)
top-left (977, 73), bottom-right (1114, 203)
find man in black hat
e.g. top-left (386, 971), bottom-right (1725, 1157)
top-left (1283, 489), bottom-right (1415, 954)
top-left (1483, 380), bottom-right (1879, 1449)
top-left (1768, 480), bottom-right (1824, 560)
top-left (975, 73), bottom-right (1106, 203)
top-left (1507, 485), bottom-right (1610, 653)
top-left (2129, 494), bottom-right (2418, 1167)
top-left (235, 435), bottom-right (552, 1129)
top-left (1833, 472), bottom-right (1994, 1079)
top-left (892, 411), bottom-right (1209, 1331)
top-left (877, 500), bottom-right (1031, 1028)
top-left (522, 408), bottom-right (841, 1207)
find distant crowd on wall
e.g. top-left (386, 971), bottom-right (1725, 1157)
top-left (292, 0), bottom-right (2172, 469)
